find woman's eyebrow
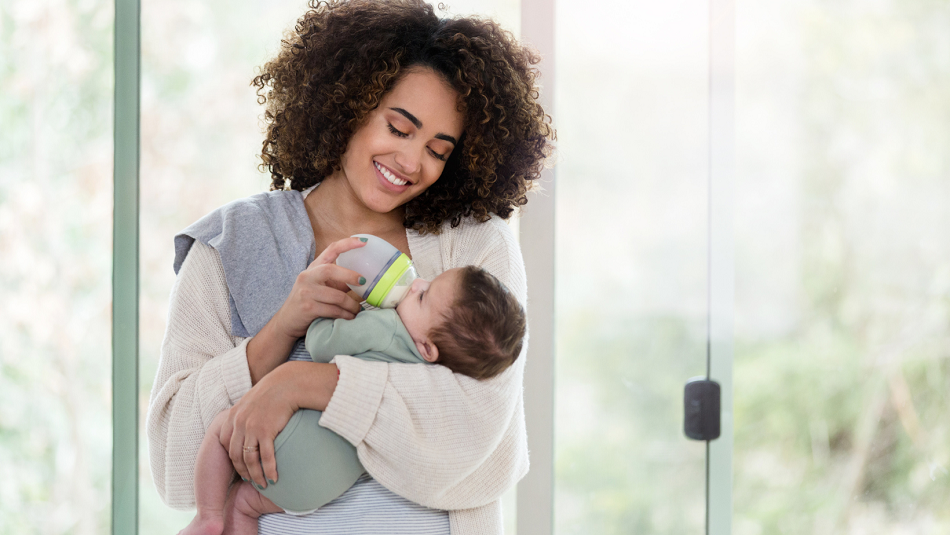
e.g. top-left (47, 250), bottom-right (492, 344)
top-left (389, 107), bottom-right (458, 146)
top-left (434, 133), bottom-right (457, 145)
top-left (390, 107), bottom-right (422, 128)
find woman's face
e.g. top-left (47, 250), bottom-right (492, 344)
top-left (338, 67), bottom-right (464, 215)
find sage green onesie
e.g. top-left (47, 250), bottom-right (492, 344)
top-left (256, 309), bottom-right (426, 514)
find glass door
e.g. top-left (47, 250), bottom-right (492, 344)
top-left (1, 0), bottom-right (115, 531)
top-left (553, 0), bottom-right (711, 532)
top-left (733, 0), bottom-right (950, 533)
top-left (137, 1), bottom-right (304, 531)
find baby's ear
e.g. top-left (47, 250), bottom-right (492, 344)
top-left (416, 337), bottom-right (440, 363)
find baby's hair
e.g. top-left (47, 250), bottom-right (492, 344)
top-left (430, 266), bottom-right (526, 380)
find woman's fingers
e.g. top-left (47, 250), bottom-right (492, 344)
top-left (244, 441), bottom-right (266, 489)
top-left (302, 263), bottom-right (367, 289)
top-left (302, 291), bottom-right (360, 319)
top-left (228, 421), bottom-right (250, 481)
top-left (311, 236), bottom-right (367, 266)
top-left (296, 278), bottom-right (363, 317)
top-left (269, 238), bottom-right (369, 340)
top-left (218, 408), bottom-right (235, 449)
top-left (220, 364), bottom-right (299, 492)
top-left (325, 278), bottom-right (356, 295)
top-left (260, 438), bottom-right (278, 487)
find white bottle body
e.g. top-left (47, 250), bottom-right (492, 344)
top-left (335, 234), bottom-right (417, 308)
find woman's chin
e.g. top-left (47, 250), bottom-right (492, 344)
top-left (362, 187), bottom-right (419, 214)
top-left (362, 195), bottom-right (407, 216)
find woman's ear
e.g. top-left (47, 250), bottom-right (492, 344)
top-left (416, 338), bottom-right (439, 363)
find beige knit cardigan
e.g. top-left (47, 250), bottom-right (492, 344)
top-left (146, 215), bottom-right (529, 534)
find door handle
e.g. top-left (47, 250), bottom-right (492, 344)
top-left (684, 377), bottom-right (721, 441)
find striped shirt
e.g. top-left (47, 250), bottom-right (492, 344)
top-left (259, 474), bottom-right (449, 534)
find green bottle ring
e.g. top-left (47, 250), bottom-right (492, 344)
top-left (366, 253), bottom-right (412, 307)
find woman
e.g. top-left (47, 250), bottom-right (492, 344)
top-left (146, 0), bottom-right (554, 533)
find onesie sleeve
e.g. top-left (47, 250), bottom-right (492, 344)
top-left (318, 218), bottom-right (529, 511)
top-left (145, 241), bottom-right (252, 509)
top-left (304, 311), bottom-right (402, 363)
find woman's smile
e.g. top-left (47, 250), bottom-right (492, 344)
top-left (374, 161), bottom-right (411, 188)
top-left (335, 67), bottom-right (464, 215)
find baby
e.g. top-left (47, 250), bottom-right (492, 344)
top-left (180, 264), bottom-right (526, 535)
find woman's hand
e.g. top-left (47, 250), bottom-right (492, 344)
top-left (219, 364), bottom-right (293, 489)
top-left (246, 237), bottom-right (367, 384)
top-left (220, 361), bottom-right (340, 489)
top-left (273, 236), bottom-right (368, 339)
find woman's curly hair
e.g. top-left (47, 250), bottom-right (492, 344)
top-left (251, 0), bottom-right (555, 234)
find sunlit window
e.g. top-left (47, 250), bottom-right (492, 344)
top-left (1, 0), bottom-right (114, 531)
top-left (553, 1), bottom-right (708, 532)
top-left (734, 0), bottom-right (950, 532)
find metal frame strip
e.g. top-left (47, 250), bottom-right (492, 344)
top-left (518, 0), bottom-right (556, 533)
top-left (707, 0), bottom-right (735, 532)
top-left (112, 0), bottom-right (141, 532)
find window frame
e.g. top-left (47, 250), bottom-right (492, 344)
top-left (112, 0), bottom-right (140, 532)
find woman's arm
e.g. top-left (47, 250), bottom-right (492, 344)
top-left (146, 242), bottom-right (251, 509)
top-left (318, 218), bottom-right (530, 510)
top-left (148, 237), bottom-right (367, 497)
top-left (325, 353), bottom-right (528, 510)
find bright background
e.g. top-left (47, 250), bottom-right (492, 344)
top-left (2, 0), bottom-right (949, 533)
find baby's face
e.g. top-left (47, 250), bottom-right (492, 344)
top-left (396, 268), bottom-right (461, 345)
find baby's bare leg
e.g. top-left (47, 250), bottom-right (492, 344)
top-left (179, 410), bottom-right (234, 535)
top-left (224, 481), bottom-right (284, 535)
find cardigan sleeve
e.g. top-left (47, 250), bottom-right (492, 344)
top-left (318, 218), bottom-right (530, 511)
top-left (145, 241), bottom-right (253, 509)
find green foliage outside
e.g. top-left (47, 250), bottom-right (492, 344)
top-left (556, 313), bottom-right (707, 534)
top-left (0, 0), bottom-right (114, 533)
top-left (731, 1), bottom-right (950, 533)
top-left (554, 0), bottom-right (950, 534)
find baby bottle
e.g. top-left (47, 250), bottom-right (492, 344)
top-left (336, 234), bottom-right (418, 308)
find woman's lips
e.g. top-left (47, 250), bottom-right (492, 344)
top-left (374, 161), bottom-right (411, 192)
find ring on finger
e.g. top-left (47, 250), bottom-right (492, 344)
top-left (243, 445), bottom-right (259, 453)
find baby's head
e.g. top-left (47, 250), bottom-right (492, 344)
top-left (395, 266), bottom-right (526, 380)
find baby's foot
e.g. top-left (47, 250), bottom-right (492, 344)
top-left (178, 512), bottom-right (224, 535)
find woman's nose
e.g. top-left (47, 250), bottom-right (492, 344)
top-left (394, 146), bottom-right (422, 175)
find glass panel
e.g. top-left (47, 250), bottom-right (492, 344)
top-left (734, 0), bottom-right (950, 532)
top-left (138, 1), bottom-right (303, 532)
top-left (0, 0), bottom-right (114, 531)
top-left (553, 1), bottom-right (709, 533)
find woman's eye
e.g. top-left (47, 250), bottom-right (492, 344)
top-left (428, 148), bottom-right (448, 162)
top-left (387, 124), bottom-right (408, 138)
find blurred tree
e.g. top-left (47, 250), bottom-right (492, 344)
top-left (0, 0), bottom-right (113, 533)
top-left (733, 0), bottom-right (950, 533)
